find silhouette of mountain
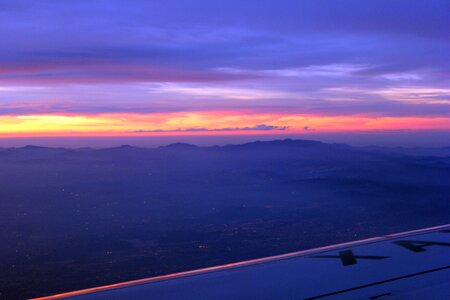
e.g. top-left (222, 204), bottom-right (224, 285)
top-left (98, 144), bottom-right (139, 151)
top-left (160, 142), bottom-right (199, 150)
top-left (3, 139), bottom-right (448, 156)
top-left (21, 145), bottom-right (50, 150)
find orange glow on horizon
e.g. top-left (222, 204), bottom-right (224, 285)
top-left (0, 111), bottom-right (449, 138)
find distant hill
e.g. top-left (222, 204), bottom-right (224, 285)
top-left (5, 138), bottom-right (448, 157)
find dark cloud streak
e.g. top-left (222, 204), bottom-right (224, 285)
top-left (134, 124), bottom-right (289, 133)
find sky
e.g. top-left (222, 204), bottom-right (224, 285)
top-left (0, 0), bottom-right (449, 141)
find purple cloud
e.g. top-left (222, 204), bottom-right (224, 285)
top-left (0, 0), bottom-right (448, 119)
top-left (134, 124), bottom-right (289, 133)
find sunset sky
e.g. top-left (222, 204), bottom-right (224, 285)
top-left (0, 0), bottom-right (449, 138)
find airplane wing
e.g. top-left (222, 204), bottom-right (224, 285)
top-left (34, 224), bottom-right (450, 300)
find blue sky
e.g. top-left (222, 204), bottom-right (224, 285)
top-left (0, 0), bottom-right (449, 138)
